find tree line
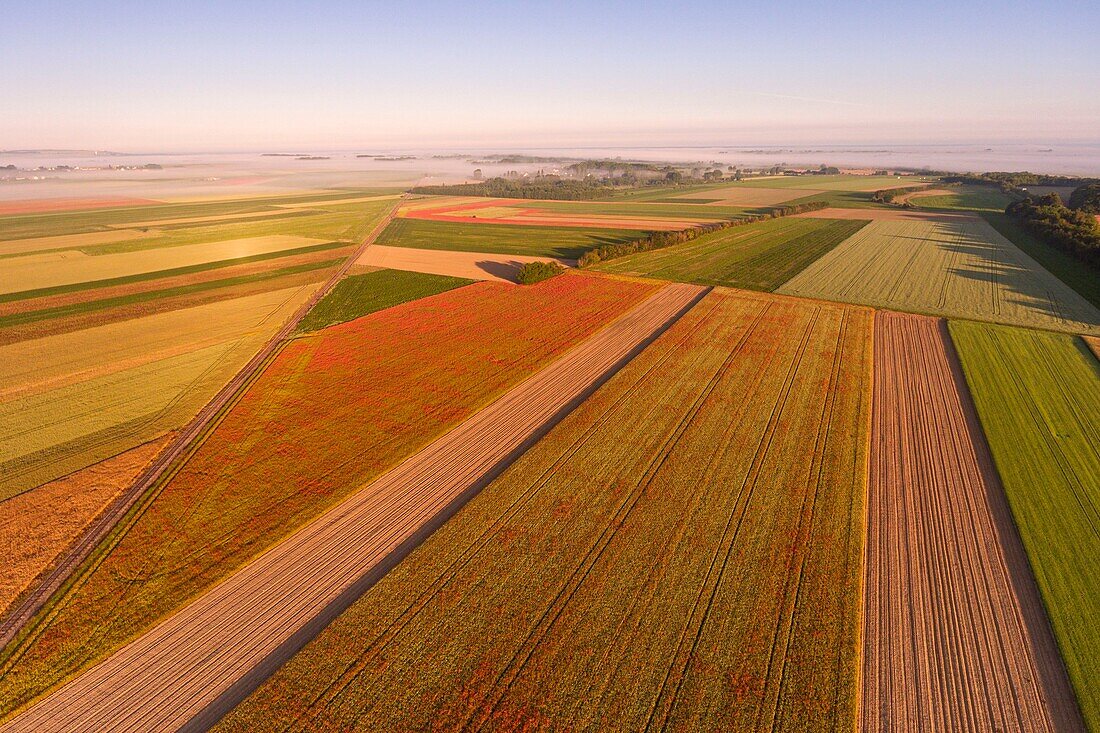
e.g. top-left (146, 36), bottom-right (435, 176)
top-left (1005, 193), bottom-right (1100, 268)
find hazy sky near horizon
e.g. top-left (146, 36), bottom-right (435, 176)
top-left (4, 0), bottom-right (1098, 151)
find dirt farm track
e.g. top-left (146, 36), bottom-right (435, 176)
top-left (0, 283), bottom-right (706, 732)
top-left (861, 311), bottom-right (1082, 732)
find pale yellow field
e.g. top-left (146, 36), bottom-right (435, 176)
top-left (0, 284), bottom-right (318, 500)
top-left (399, 196), bottom-right (488, 213)
top-left (778, 218), bottom-right (1100, 335)
top-left (275, 194), bottom-right (400, 208)
top-left (673, 187), bottom-right (823, 206)
top-left (105, 209), bottom-right (321, 229)
top-left (0, 229), bottom-right (157, 256)
top-left (357, 244), bottom-right (573, 282)
top-left (0, 287), bottom-right (314, 397)
top-left (1, 235), bottom-right (328, 295)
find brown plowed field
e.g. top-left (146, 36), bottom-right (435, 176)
top-left (0, 283), bottom-right (707, 733)
top-left (356, 244), bottom-right (574, 282)
top-left (795, 207), bottom-right (980, 222)
top-left (0, 437), bottom-right (172, 615)
top-left (862, 311), bottom-right (1083, 732)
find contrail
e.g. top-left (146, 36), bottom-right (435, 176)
top-left (751, 92), bottom-right (867, 107)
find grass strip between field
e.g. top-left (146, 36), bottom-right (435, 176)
top-left (0, 259), bottom-right (341, 329)
top-left (295, 269), bottom-right (473, 333)
top-left (950, 321), bottom-right (1100, 729)
top-left (0, 241), bottom-right (346, 304)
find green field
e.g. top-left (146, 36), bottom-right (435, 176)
top-left (982, 212), bottom-right (1100, 310)
top-left (215, 289), bottom-right (872, 732)
top-left (778, 218), bottom-right (1100, 335)
top-left (523, 200), bottom-right (747, 219)
top-left (950, 321), bottom-right (1100, 729)
top-left (913, 185), bottom-right (1016, 212)
top-left (594, 217), bottom-right (867, 290)
top-left (376, 218), bottom-right (647, 259)
top-left (296, 269), bottom-right (472, 333)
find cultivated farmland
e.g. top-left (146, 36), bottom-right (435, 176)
top-left (0, 285), bottom-right (317, 499)
top-left (863, 312), bottom-right (1081, 732)
top-left (356, 245), bottom-right (574, 282)
top-left (951, 321), bottom-right (1100, 729)
top-left (376, 218), bottom-right (646, 259)
top-left (594, 216), bottom-right (866, 290)
top-left (0, 282), bottom-right (701, 732)
top-left (0, 273), bottom-right (659, 718)
top-left (295, 268), bottom-right (471, 332)
top-left (777, 217), bottom-right (1100, 335)
top-left (0, 437), bottom-right (171, 615)
top-left (214, 288), bottom-right (873, 732)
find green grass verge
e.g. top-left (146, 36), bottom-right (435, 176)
top-left (982, 212), bottom-right (1100, 310)
top-left (296, 269), bottom-right (473, 333)
top-left (376, 218), bottom-right (646, 259)
top-left (0, 258), bottom-right (341, 329)
top-left (594, 216), bottom-right (868, 291)
top-left (0, 241), bottom-right (347, 304)
top-left (950, 321), bottom-right (1100, 729)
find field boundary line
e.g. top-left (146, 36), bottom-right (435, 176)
top-left (0, 196), bottom-right (404, 661)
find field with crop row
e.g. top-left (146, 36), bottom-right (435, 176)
top-left (295, 268), bottom-right (471, 332)
top-left (375, 218), bottom-right (646, 259)
top-left (0, 285), bottom-right (318, 500)
top-left (356, 245), bottom-right (573, 283)
top-left (778, 218), bottom-right (1100, 335)
top-left (951, 321), bottom-right (1100, 730)
top-left (401, 197), bottom-right (715, 230)
top-left (214, 287), bottom-right (872, 733)
top-left (0, 189), bottom-right (398, 241)
top-left (863, 312), bottom-right (1081, 732)
top-left (0, 273), bottom-right (660, 718)
top-left (909, 185), bottom-right (1016, 212)
top-left (1, 235), bottom-right (331, 295)
top-left (0, 282), bottom-right (702, 732)
top-left (594, 216), bottom-right (866, 291)
top-left (0, 437), bottom-right (172, 616)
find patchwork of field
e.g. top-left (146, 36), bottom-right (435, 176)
top-left (665, 186), bottom-right (824, 206)
top-left (0, 273), bottom-right (660, 719)
top-left (951, 321), bottom-right (1100, 729)
top-left (376, 218), bottom-right (645, 259)
top-left (0, 437), bottom-right (171, 615)
top-left (1, 235), bottom-right (329, 295)
top-left (214, 288), bottom-right (873, 732)
top-left (0, 282), bottom-right (702, 732)
top-left (295, 268), bottom-right (472, 332)
top-left (863, 312), bottom-right (1081, 732)
top-left (794, 207), bottom-right (976, 222)
top-left (0, 286), bottom-right (318, 500)
top-left (732, 174), bottom-right (930, 191)
top-left (595, 216), bottom-right (867, 291)
top-left (356, 244), bottom-right (572, 283)
top-left (777, 218), bottom-right (1100, 335)
top-left (400, 196), bottom-right (717, 230)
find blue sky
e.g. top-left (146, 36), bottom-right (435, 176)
top-left (3, 0), bottom-right (1098, 150)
